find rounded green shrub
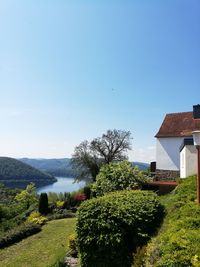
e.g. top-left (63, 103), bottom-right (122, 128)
top-left (77, 190), bottom-right (164, 267)
top-left (92, 161), bottom-right (148, 196)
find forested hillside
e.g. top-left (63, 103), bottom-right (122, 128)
top-left (19, 158), bottom-right (78, 177)
top-left (19, 158), bottom-right (149, 177)
top-left (0, 157), bottom-right (56, 188)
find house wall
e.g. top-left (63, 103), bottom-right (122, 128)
top-left (180, 145), bottom-right (197, 178)
top-left (156, 137), bottom-right (185, 171)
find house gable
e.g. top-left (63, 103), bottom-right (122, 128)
top-left (155, 106), bottom-right (200, 180)
top-left (155, 112), bottom-right (200, 138)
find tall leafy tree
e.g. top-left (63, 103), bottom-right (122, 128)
top-left (72, 129), bottom-right (132, 182)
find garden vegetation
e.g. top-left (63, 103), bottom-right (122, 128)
top-left (77, 190), bottom-right (164, 267)
top-left (144, 175), bottom-right (200, 267)
top-left (92, 161), bottom-right (147, 196)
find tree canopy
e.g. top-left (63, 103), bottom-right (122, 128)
top-left (71, 129), bottom-right (132, 182)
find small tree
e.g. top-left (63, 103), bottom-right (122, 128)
top-left (92, 161), bottom-right (148, 196)
top-left (39, 193), bottom-right (49, 215)
top-left (15, 183), bottom-right (38, 209)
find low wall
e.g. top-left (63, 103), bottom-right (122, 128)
top-left (155, 169), bottom-right (180, 181)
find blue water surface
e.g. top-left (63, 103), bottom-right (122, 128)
top-left (37, 177), bottom-right (85, 194)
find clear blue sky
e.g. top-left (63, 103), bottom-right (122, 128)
top-left (0, 0), bottom-right (199, 162)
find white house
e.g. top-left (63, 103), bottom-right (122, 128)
top-left (154, 105), bottom-right (200, 180)
top-left (180, 139), bottom-right (197, 178)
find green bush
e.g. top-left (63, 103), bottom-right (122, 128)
top-left (26, 211), bottom-right (47, 225)
top-left (145, 175), bottom-right (200, 267)
top-left (81, 185), bottom-right (92, 199)
top-left (92, 161), bottom-right (148, 196)
top-left (56, 201), bottom-right (65, 209)
top-left (77, 190), bottom-right (164, 267)
top-left (0, 223), bottom-right (41, 248)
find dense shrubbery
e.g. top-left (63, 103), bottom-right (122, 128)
top-left (92, 161), bottom-right (148, 196)
top-left (0, 183), bottom-right (38, 235)
top-left (48, 186), bottom-right (90, 210)
top-left (144, 175), bottom-right (200, 267)
top-left (77, 190), bottom-right (164, 267)
top-left (0, 223), bottom-right (41, 248)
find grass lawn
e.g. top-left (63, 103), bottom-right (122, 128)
top-left (0, 218), bottom-right (76, 267)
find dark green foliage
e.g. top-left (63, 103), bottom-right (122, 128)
top-left (0, 157), bottom-right (56, 189)
top-left (48, 189), bottom-right (88, 210)
top-left (0, 183), bottom-right (21, 204)
top-left (77, 190), bottom-right (164, 267)
top-left (81, 185), bottom-right (91, 199)
top-left (39, 193), bottom-right (49, 214)
top-left (0, 184), bottom-right (37, 235)
top-left (145, 175), bottom-right (200, 267)
top-left (0, 223), bottom-right (41, 248)
top-left (93, 161), bottom-right (148, 196)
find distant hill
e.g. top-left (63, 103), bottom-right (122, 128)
top-left (132, 162), bottom-right (150, 171)
top-left (19, 158), bottom-right (76, 177)
top-left (19, 158), bottom-right (149, 177)
top-left (0, 157), bottom-right (56, 189)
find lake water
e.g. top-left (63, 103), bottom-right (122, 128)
top-left (37, 177), bottom-right (85, 194)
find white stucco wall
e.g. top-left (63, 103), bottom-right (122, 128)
top-left (180, 147), bottom-right (186, 178)
top-left (180, 145), bottom-right (197, 178)
top-left (156, 137), bottom-right (185, 171)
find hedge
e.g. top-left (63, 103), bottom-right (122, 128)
top-left (77, 190), bottom-right (164, 267)
top-left (0, 223), bottom-right (41, 248)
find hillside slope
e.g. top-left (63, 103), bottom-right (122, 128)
top-left (132, 162), bottom-right (149, 170)
top-left (0, 157), bottom-right (56, 189)
top-left (143, 175), bottom-right (200, 267)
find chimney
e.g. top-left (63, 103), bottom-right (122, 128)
top-left (193, 104), bottom-right (200, 119)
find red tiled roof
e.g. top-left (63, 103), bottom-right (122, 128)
top-left (155, 111), bottom-right (200, 138)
